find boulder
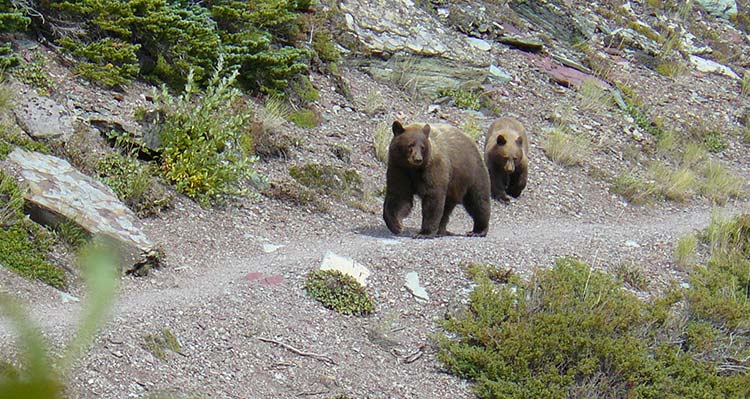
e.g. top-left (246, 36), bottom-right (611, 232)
top-left (509, 0), bottom-right (595, 45)
top-left (689, 55), bottom-right (740, 80)
top-left (11, 81), bottom-right (74, 139)
top-left (3, 148), bottom-right (160, 274)
top-left (697, 0), bottom-right (738, 19)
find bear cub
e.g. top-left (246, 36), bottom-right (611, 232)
top-left (383, 121), bottom-right (490, 238)
top-left (484, 117), bottom-right (529, 203)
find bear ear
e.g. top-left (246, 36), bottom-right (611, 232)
top-left (392, 121), bottom-right (405, 136)
top-left (496, 135), bottom-right (507, 146)
top-left (422, 124), bottom-right (431, 138)
top-left (516, 136), bottom-right (523, 145)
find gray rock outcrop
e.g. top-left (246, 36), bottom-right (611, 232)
top-left (697, 0), bottom-right (738, 19)
top-left (3, 148), bottom-right (160, 274)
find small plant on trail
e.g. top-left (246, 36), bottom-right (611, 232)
top-left (143, 328), bottom-right (182, 361)
top-left (305, 270), bottom-right (374, 316)
top-left (153, 59), bottom-right (259, 205)
top-left (610, 170), bottom-right (660, 204)
top-left (674, 233), bottom-right (698, 269)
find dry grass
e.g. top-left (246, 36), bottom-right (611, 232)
top-left (257, 96), bottom-right (290, 132)
top-left (700, 160), bottom-right (746, 204)
top-left (610, 170), bottom-right (660, 204)
top-left (577, 78), bottom-right (612, 112)
top-left (460, 115), bottom-right (483, 143)
top-left (648, 162), bottom-right (696, 202)
top-left (364, 90), bottom-right (385, 116)
top-left (542, 129), bottom-right (591, 166)
top-left (680, 141), bottom-right (708, 169)
top-left (373, 122), bottom-right (391, 164)
top-left (674, 234), bottom-right (698, 270)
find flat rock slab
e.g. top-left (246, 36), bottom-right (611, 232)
top-left (3, 148), bottom-right (159, 273)
top-left (320, 251), bottom-right (371, 287)
top-left (11, 82), bottom-right (74, 139)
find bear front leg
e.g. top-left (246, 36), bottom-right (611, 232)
top-left (383, 195), bottom-right (413, 234)
top-left (507, 169), bottom-right (528, 198)
top-left (490, 169), bottom-right (511, 203)
top-left (414, 193), bottom-right (445, 239)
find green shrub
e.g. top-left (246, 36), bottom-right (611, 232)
top-left (153, 61), bottom-right (259, 205)
top-left (11, 55), bottom-right (55, 95)
top-left (439, 87), bottom-right (481, 110)
top-left (304, 269), bottom-right (374, 316)
top-left (0, 172), bottom-right (65, 288)
top-left (702, 130), bottom-right (728, 153)
top-left (438, 252), bottom-right (750, 399)
top-left (58, 37), bottom-right (140, 88)
top-left (0, 0), bottom-right (30, 32)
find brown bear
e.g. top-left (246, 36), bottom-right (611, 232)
top-left (383, 121), bottom-right (490, 238)
top-left (484, 117), bottom-right (529, 203)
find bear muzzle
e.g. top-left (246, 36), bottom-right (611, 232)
top-left (503, 159), bottom-right (515, 173)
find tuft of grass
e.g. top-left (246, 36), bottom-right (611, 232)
top-left (610, 170), bottom-right (660, 204)
top-left (741, 72), bottom-right (750, 96)
top-left (541, 129), bottom-right (591, 166)
top-left (577, 78), bottom-right (612, 112)
top-left (680, 141), bottom-right (707, 169)
top-left (373, 122), bottom-right (390, 164)
top-left (648, 162), bottom-right (696, 202)
top-left (460, 115), bottom-right (483, 142)
top-left (304, 269), bottom-right (374, 316)
top-left (52, 220), bottom-right (89, 250)
top-left (0, 82), bottom-right (10, 111)
top-left (699, 160), bottom-right (746, 204)
top-left (11, 54), bottom-right (55, 96)
top-left (364, 90), bottom-right (385, 116)
top-left (615, 262), bottom-right (649, 291)
top-left (655, 129), bottom-right (676, 154)
top-left (0, 172), bottom-right (65, 288)
top-left (262, 180), bottom-right (328, 212)
top-left (674, 234), bottom-right (698, 269)
top-left (258, 96), bottom-right (290, 133)
top-left (143, 328), bottom-right (182, 361)
top-left (289, 109), bottom-right (319, 128)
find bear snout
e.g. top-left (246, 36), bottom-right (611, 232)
top-left (503, 159), bottom-right (515, 173)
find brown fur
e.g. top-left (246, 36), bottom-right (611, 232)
top-left (383, 121), bottom-right (490, 238)
top-left (484, 117), bottom-right (529, 202)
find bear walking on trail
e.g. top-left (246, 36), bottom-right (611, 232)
top-left (383, 121), bottom-right (490, 238)
top-left (484, 117), bottom-right (529, 203)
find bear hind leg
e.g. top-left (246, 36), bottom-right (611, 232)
top-left (463, 189), bottom-right (490, 237)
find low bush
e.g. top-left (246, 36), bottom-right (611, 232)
top-left (305, 269), bottom-right (374, 316)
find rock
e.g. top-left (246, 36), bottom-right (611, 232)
top-left (3, 148), bottom-right (160, 274)
top-left (497, 35), bottom-right (544, 52)
top-left (697, 0), bottom-right (738, 19)
top-left (357, 55), bottom-right (489, 99)
top-left (404, 272), bottom-right (429, 301)
top-left (88, 113), bottom-right (162, 157)
top-left (689, 55), bottom-right (740, 80)
top-left (467, 37), bottom-right (491, 52)
top-left (509, 0), bottom-right (595, 45)
top-left (262, 243), bottom-right (284, 253)
top-left (489, 65), bottom-right (512, 83)
top-left (319, 251), bottom-right (371, 287)
top-left (339, 0), bottom-right (489, 65)
top-left (11, 82), bottom-right (74, 139)
top-left (606, 28), bottom-right (660, 56)
top-left (625, 240), bottom-right (641, 248)
top-left (532, 56), bottom-right (607, 88)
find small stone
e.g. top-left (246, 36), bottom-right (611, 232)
top-left (689, 55), bottom-right (740, 80)
top-left (404, 272), bottom-right (429, 301)
top-left (262, 244), bottom-right (284, 253)
top-left (625, 240), bottom-right (641, 248)
top-left (466, 37), bottom-right (491, 52)
top-left (60, 292), bottom-right (80, 304)
top-left (320, 251), bottom-right (371, 287)
top-left (489, 65), bottom-right (512, 83)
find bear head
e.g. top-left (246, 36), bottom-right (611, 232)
top-left (490, 130), bottom-right (524, 174)
top-left (389, 121), bottom-right (432, 169)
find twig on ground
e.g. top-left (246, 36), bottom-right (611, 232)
top-left (403, 344), bottom-right (425, 364)
top-left (257, 336), bottom-right (336, 365)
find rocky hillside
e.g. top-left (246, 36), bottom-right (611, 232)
top-left (1, 0), bottom-right (750, 398)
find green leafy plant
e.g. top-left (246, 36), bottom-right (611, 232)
top-left (0, 242), bottom-right (118, 397)
top-left (460, 115), bottom-right (483, 142)
top-left (304, 269), bottom-right (374, 316)
top-left (143, 328), bottom-right (182, 361)
top-left (153, 59), bottom-right (259, 205)
top-left (12, 55), bottom-right (55, 95)
top-left (702, 130), bottom-right (728, 153)
top-left (439, 87), bottom-right (481, 110)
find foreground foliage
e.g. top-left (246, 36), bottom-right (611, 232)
top-left (439, 214), bottom-right (750, 398)
top-left (0, 243), bottom-right (118, 398)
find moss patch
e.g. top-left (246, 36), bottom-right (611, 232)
top-left (289, 109), bottom-right (319, 128)
top-left (305, 270), bottom-right (374, 316)
top-left (289, 163), bottom-right (362, 199)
